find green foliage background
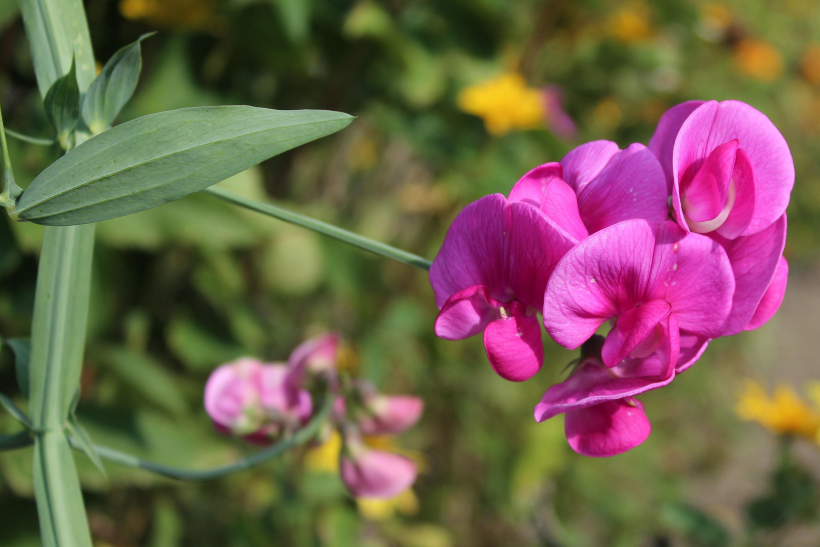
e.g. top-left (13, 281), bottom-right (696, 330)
top-left (1, 0), bottom-right (819, 545)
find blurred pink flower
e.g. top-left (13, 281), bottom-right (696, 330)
top-left (340, 445), bottom-right (418, 498)
top-left (541, 85), bottom-right (577, 139)
top-left (358, 395), bottom-right (424, 436)
top-left (542, 219), bottom-right (735, 377)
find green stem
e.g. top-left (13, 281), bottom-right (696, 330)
top-left (19, 1), bottom-right (98, 545)
top-left (72, 393), bottom-right (332, 481)
top-left (204, 186), bottom-right (432, 271)
top-left (5, 128), bottom-right (56, 146)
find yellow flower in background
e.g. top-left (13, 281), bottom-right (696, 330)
top-left (304, 430), bottom-right (342, 474)
top-left (457, 73), bottom-right (545, 136)
top-left (608, 2), bottom-right (655, 43)
top-left (357, 488), bottom-right (419, 520)
top-left (801, 45), bottom-right (820, 86)
top-left (304, 430), bottom-right (420, 518)
top-left (736, 380), bottom-right (820, 439)
top-left (120, 0), bottom-right (222, 32)
top-left (734, 39), bottom-right (784, 82)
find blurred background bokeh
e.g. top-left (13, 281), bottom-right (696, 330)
top-left (1, 0), bottom-right (820, 545)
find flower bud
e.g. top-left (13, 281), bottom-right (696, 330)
top-left (358, 395), bottom-right (424, 436)
top-left (340, 448), bottom-right (418, 499)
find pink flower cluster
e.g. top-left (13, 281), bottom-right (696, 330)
top-left (430, 100), bottom-right (792, 457)
top-left (204, 334), bottom-right (424, 498)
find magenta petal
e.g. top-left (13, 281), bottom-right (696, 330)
top-left (340, 450), bottom-right (418, 498)
top-left (716, 148), bottom-right (756, 239)
top-left (681, 139), bottom-right (737, 223)
top-left (483, 302), bottom-right (543, 382)
top-left (576, 143), bottom-right (669, 233)
top-left (359, 395), bottom-right (424, 436)
top-left (746, 256), bottom-right (788, 331)
top-left (564, 398), bottom-right (651, 457)
top-left (649, 221), bottom-right (735, 338)
top-left (656, 315), bottom-right (680, 380)
top-left (561, 140), bottom-right (620, 193)
top-left (429, 194), bottom-right (509, 307)
top-left (543, 220), bottom-right (657, 349)
top-left (712, 214), bottom-right (787, 335)
top-left (534, 360), bottom-right (673, 422)
top-left (285, 333), bottom-right (339, 398)
top-left (648, 101), bottom-right (705, 191)
top-left (674, 332), bottom-right (710, 374)
top-left (507, 202), bottom-right (579, 310)
top-left (434, 285), bottom-right (501, 340)
top-left (673, 100), bottom-right (793, 235)
top-left (508, 163), bottom-right (564, 207)
top-left (204, 358), bottom-right (265, 432)
top-left (601, 300), bottom-right (671, 368)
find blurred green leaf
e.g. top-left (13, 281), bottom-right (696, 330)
top-left (96, 347), bottom-right (189, 417)
top-left (42, 58), bottom-right (79, 148)
top-left (166, 316), bottom-right (245, 372)
top-left (150, 496), bottom-right (184, 547)
top-left (270, 0), bottom-right (311, 43)
top-left (16, 107), bottom-right (353, 225)
top-left (82, 33), bottom-right (155, 134)
top-left (662, 503), bottom-right (730, 547)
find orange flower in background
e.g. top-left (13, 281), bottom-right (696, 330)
top-left (120, 0), bottom-right (223, 32)
top-left (457, 73), bottom-right (545, 136)
top-left (608, 2), bottom-right (655, 43)
top-left (801, 45), bottom-right (820, 86)
top-left (734, 39), bottom-right (784, 82)
top-left (736, 380), bottom-right (820, 440)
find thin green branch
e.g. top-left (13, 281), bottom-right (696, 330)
top-left (0, 430), bottom-right (33, 451)
top-left (0, 392), bottom-right (33, 430)
top-left (5, 128), bottom-right (57, 146)
top-left (69, 393), bottom-right (334, 481)
top-left (204, 186), bottom-right (432, 271)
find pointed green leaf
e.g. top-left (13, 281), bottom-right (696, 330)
top-left (0, 391), bottom-right (32, 429)
top-left (82, 33), bottom-right (155, 135)
top-left (66, 420), bottom-right (106, 478)
top-left (43, 58), bottom-right (80, 148)
top-left (4, 338), bottom-right (31, 399)
top-left (0, 104), bottom-right (22, 205)
top-left (15, 106), bottom-right (353, 225)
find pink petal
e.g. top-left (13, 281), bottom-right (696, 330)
top-left (508, 163), bottom-right (563, 206)
top-left (204, 358), bottom-right (264, 431)
top-left (674, 332), bottom-right (710, 374)
top-left (561, 140), bottom-right (620, 193)
top-left (285, 333), bottom-right (339, 399)
top-left (340, 450), bottom-right (418, 498)
top-left (508, 166), bottom-right (588, 241)
top-left (711, 214), bottom-right (787, 335)
top-left (715, 148), bottom-right (756, 239)
top-left (429, 194), bottom-right (508, 307)
top-left (576, 143), bottom-right (669, 233)
top-left (483, 301), bottom-right (543, 382)
top-left (534, 360), bottom-right (673, 423)
top-left (601, 300), bottom-right (671, 368)
top-left (506, 202), bottom-right (580, 310)
top-left (259, 364), bottom-right (290, 412)
top-left (543, 220), bottom-right (657, 349)
top-left (656, 315), bottom-right (680, 380)
top-left (648, 100), bottom-right (704, 192)
top-left (542, 85), bottom-right (577, 139)
top-left (681, 139), bottom-right (737, 224)
top-left (648, 221), bottom-right (735, 338)
top-left (672, 100), bottom-right (793, 235)
top-left (746, 256), bottom-right (788, 331)
top-left (434, 285), bottom-right (501, 340)
top-left (564, 398), bottom-right (651, 457)
top-left (359, 395), bottom-right (424, 436)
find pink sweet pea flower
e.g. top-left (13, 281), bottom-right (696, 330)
top-left (535, 333), bottom-right (709, 457)
top-left (542, 219), bottom-right (735, 377)
top-left (649, 100), bottom-right (794, 239)
top-left (358, 395), bottom-right (424, 436)
top-left (711, 214), bottom-right (788, 334)
top-left (512, 140), bottom-right (669, 237)
top-left (340, 445), bottom-right (418, 498)
top-left (204, 358), bottom-right (313, 442)
top-left (430, 192), bottom-right (578, 381)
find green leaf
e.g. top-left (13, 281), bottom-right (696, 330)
top-left (4, 339), bottom-right (31, 399)
top-left (66, 421), bottom-right (105, 478)
top-left (16, 106), bottom-right (353, 225)
top-left (97, 347), bottom-right (189, 416)
top-left (82, 33), bottom-right (155, 135)
top-left (0, 392), bottom-right (32, 429)
top-left (0, 103), bottom-right (22, 205)
top-left (43, 58), bottom-right (80, 149)
top-left (270, 0), bottom-right (311, 43)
